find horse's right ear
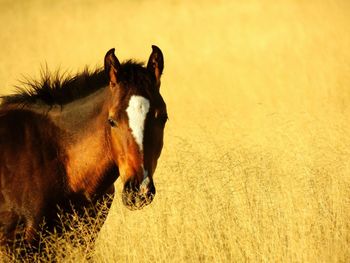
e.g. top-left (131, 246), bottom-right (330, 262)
top-left (104, 48), bottom-right (120, 86)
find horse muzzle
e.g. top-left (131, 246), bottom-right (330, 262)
top-left (122, 178), bottom-right (156, 210)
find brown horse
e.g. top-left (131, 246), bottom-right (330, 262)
top-left (0, 46), bottom-right (167, 249)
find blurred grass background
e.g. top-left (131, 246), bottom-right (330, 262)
top-left (0, 0), bottom-right (350, 262)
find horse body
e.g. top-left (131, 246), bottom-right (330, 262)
top-left (0, 107), bottom-right (70, 243)
top-left (0, 84), bottom-right (116, 246)
top-left (0, 46), bottom-right (166, 249)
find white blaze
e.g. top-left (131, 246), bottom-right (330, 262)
top-left (126, 95), bottom-right (150, 151)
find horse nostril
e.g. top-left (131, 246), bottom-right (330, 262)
top-left (124, 180), bottom-right (137, 192)
top-left (122, 180), bottom-right (156, 210)
top-left (145, 190), bottom-right (155, 203)
top-left (147, 181), bottom-right (156, 196)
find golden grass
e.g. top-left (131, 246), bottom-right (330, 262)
top-left (1, 0), bottom-right (350, 262)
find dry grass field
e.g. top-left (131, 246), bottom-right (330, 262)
top-left (1, 0), bottom-right (350, 262)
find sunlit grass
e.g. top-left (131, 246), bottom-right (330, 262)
top-left (0, 0), bottom-right (350, 262)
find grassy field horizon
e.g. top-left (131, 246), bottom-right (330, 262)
top-left (1, 0), bottom-right (350, 262)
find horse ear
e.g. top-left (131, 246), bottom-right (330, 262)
top-left (147, 45), bottom-right (164, 88)
top-left (104, 48), bottom-right (120, 86)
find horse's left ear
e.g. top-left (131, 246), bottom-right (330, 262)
top-left (147, 45), bottom-right (164, 88)
top-left (104, 48), bottom-right (120, 87)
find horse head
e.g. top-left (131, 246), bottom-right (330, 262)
top-left (104, 46), bottom-right (167, 210)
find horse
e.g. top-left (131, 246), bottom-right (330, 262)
top-left (0, 45), bottom-right (167, 251)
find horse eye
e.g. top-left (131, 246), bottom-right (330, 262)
top-left (108, 118), bottom-right (117, 127)
top-left (154, 111), bottom-right (168, 125)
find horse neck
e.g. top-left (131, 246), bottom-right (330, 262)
top-left (48, 87), bottom-right (115, 198)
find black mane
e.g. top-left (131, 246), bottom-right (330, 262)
top-left (0, 60), bottom-right (151, 106)
top-left (116, 60), bottom-right (154, 88)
